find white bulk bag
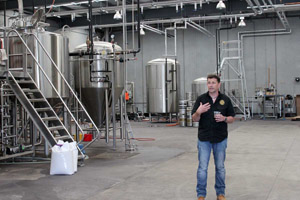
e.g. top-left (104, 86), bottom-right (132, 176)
top-left (50, 140), bottom-right (74, 175)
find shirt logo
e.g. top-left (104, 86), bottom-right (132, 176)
top-left (219, 100), bottom-right (225, 105)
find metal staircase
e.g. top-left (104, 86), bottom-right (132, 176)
top-left (218, 40), bottom-right (250, 119)
top-left (7, 72), bottom-right (75, 147)
top-left (3, 28), bottom-right (101, 160)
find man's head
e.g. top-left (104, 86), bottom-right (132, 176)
top-left (207, 74), bottom-right (221, 94)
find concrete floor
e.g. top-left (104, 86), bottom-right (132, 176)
top-left (0, 120), bottom-right (300, 200)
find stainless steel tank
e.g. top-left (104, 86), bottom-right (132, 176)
top-left (192, 77), bottom-right (225, 99)
top-left (34, 30), bottom-right (70, 99)
top-left (192, 77), bottom-right (208, 100)
top-left (146, 58), bottom-right (179, 113)
top-left (72, 41), bottom-right (124, 127)
top-left (5, 29), bottom-right (70, 99)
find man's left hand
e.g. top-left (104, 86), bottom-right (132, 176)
top-left (214, 114), bottom-right (226, 122)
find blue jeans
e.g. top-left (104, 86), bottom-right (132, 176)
top-left (196, 138), bottom-right (227, 198)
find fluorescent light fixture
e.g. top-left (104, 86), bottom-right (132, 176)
top-left (238, 17), bottom-right (246, 27)
top-left (194, 3), bottom-right (197, 10)
top-left (216, 0), bottom-right (226, 10)
top-left (141, 6), bottom-right (144, 14)
top-left (140, 26), bottom-right (145, 35)
top-left (176, 4), bottom-right (179, 12)
top-left (180, 2), bottom-right (183, 10)
top-left (113, 10), bottom-right (122, 20)
top-left (200, 0), bottom-right (203, 8)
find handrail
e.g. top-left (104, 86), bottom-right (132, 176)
top-left (25, 32), bottom-right (100, 136)
top-left (5, 29), bottom-right (87, 139)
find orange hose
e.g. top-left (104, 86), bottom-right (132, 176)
top-left (166, 123), bottom-right (179, 127)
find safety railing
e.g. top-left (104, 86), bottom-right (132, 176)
top-left (5, 28), bottom-right (100, 144)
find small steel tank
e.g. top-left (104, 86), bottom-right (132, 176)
top-left (146, 58), bottom-right (179, 113)
top-left (72, 41), bottom-right (124, 127)
top-left (192, 77), bottom-right (208, 100)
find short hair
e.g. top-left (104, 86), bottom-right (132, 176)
top-left (207, 74), bottom-right (220, 83)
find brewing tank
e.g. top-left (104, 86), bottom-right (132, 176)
top-left (192, 77), bottom-right (208, 100)
top-left (34, 30), bottom-right (70, 99)
top-left (72, 41), bottom-right (124, 127)
top-left (146, 58), bottom-right (179, 113)
top-left (5, 29), bottom-right (70, 99)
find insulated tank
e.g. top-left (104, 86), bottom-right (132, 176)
top-left (146, 58), bottom-right (179, 113)
top-left (72, 41), bottom-right (124, 127)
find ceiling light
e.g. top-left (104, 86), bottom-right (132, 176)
top-left (176, 4), bottom-right (179, 12)
top-left (180, 2), bottom-right (183, 10)
top-left (113, 10), bottom-right (122, 20)
top-left (216, 0), bottom-right (226, 10)
top-left (238, 17), bottom-right (246, 27)
top-left (141, 6), bottom-right (144, 14)
top-left (200, 0), bottom-right (203, 8)
top-left (71, 13), bottom-right (75, 22)
top-left (194, 3), bottom-right (197, 11)
top-left (140, 26), bottom-right (145, 35)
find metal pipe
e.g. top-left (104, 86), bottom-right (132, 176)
top-left (88, 0), bottom-right (93, 56)
top-left (120, 96), bottom-right (124, 140)
top-left (252, 0), bottom-right (264, 14)
top-left (70, 13), bottom-right (256, 30)
top-left (122, 0), bottom-right (127, 142)
top-left (46, 0), bottom-right (218, 17)
top-left (112, 47), bottom-right (116, 149)
top-left (17, 0), bottom-right (24, 17)
top-left (129, 0), bottom-right (140, 55)
top-left (105, 89), bottom-right (109, 143)
top-left (245, 0), bottom-right (259, 15)
top-left (186, 20), bottom-right (215, 37)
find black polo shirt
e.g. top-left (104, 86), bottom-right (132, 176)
top-left (192, 92), bottom-right (235, 143)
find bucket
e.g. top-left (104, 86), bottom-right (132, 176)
top-left (83, 133), bottom-right (93, 142)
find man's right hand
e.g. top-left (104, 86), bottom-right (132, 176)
top-left (196, 102), bottom-right (210, 115)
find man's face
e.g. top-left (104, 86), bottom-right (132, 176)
top-left (207, 78), bottom-right (220, 93)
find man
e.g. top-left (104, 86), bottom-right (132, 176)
top-left (192, 74), bottom-right (235, 200)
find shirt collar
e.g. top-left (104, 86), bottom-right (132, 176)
top-left (206, 91), bottom-right (223, 100)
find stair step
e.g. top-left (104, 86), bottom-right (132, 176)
top-left (22, 89), bottom-right (40, 93)
top-left (17, 80), bottom-right (33, 84)
top-left (3, 125), bottom-right (14, 128)
top-left (29, 98), bottom-right (46, 102)
top-left (42, 116), bottom-right (58, 121)
top-left (36, 107), bottom-right (52, 112)
top-left (55, 135), bottom-right (71, 140)
top-left (48, 126), bottom-right (64, 131)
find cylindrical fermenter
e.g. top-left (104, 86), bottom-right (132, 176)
top-left (146, 58), bottom-right (179, 113)
top-left (71, 41), bottom-right (124, 127)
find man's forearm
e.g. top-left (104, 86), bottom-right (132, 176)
top-left (226, 116), bottom-right (235, 123)
top-left (192, 112), bottom-right (201, 122)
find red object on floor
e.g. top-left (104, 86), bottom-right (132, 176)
top-left (83, 133), bottom-right (93, 141)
